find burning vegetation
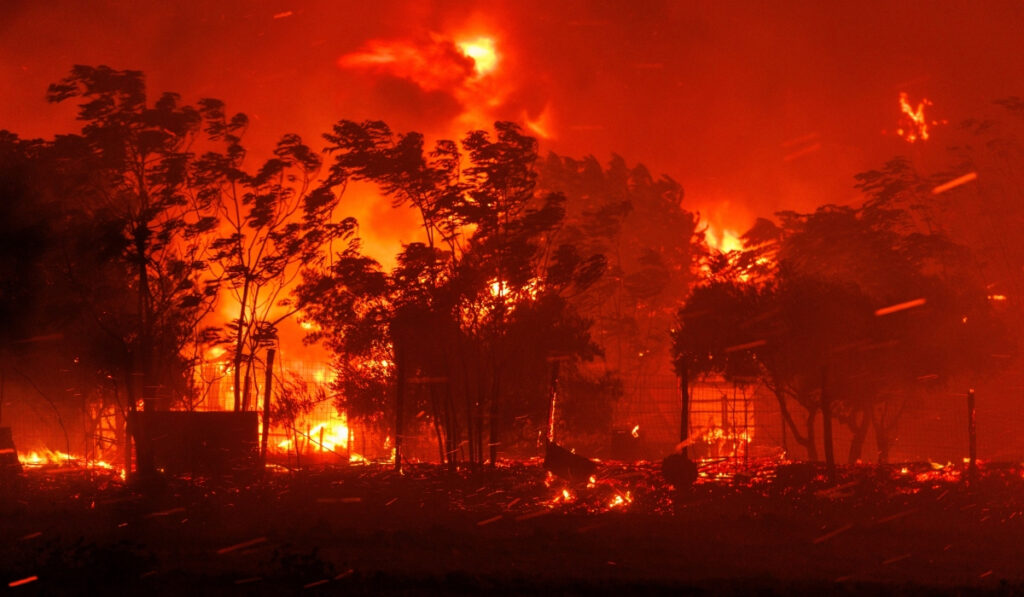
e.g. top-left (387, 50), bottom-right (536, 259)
top-left (3, 4), bottom-right (1024, 593)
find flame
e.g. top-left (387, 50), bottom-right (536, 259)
top-left (19, 449), bottom-right (117, 471)
top-left (488, 277), bottom-right (539, 301)
top-left (339, 29), bottom-right (554, 140)
top-left (456, 36), bottom-right (498, 77)
top-left (705, 225), bottom-right (743, 254)
top-left (273, 410), bottom-right (368, 463)
top-left (608, 491), bottom-right (632, 509)
top-left (468, 277), bottom-right (541, 324)
top-left (630, 424), bottom-right (640, 439)
top-left (896, 92), bottom-right (933, 143)
top-left (546, 487), bottom-right (575, 507)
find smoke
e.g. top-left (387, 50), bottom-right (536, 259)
top-left (2, 0), bottom-right (1023, 249)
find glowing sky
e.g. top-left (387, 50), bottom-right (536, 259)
top-left (2, 0), bottom-right (1023, 240)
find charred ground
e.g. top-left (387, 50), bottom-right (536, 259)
top-left (3, 461), bottom-right (1024, 595)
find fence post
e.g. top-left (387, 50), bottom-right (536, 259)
top-left (967, 388), bottom-right (977, 482)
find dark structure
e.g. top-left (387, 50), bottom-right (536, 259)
top-left (128, 412), bottom-right (259, 476)
top-left (544, 440), bottom-right (597, 482)
top-left (0, 427), bottom-right (21, 474)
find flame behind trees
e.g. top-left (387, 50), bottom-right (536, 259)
top-left (674, 174), bottom-right (1014, 463)
top-left (298, 121), bottom-right (604, 469)
top-left (38, 66), bottom-right (242, 472)
top-left (44, 66), bottom-right (222, 418)
top-left (17, 66), bottom-right (356, 471)
top-left (192, 101), bottom-right (355, 413)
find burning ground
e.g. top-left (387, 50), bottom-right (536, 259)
top-left (4, 460), bottom-right (1024, 594)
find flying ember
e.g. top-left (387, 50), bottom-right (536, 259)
top-left (895, 91), bottom-right (946, 143)
top-left (896, 92), bottom-right (930, 142)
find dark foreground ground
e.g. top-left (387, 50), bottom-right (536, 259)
top-left (2, 459), bottom-right (1024, 595)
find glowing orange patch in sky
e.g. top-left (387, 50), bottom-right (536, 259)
top-left (896, 92), bottom-right (931, 143)
top-left (524, 103), bottom-right (555, 139)
top-left (338, 30), bottom-right (553, 139)
top-left (457, 36), bottom-right (498, 77)
top-left (338, 36), bottom-right (473, 92)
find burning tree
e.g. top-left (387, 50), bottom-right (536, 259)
top-left (191, 102), bottom-right (355, 413)
top-left (299, 121), bottom-right (603, 469)
top-left (674, 187), bottom-right (1013, 462)
top-left (10, 66), bottom-right (356, 472)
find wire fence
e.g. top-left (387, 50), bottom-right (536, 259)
top-left (613, 372), bottom-right (1024, 464)
top-left (184, 360), bottom-right (1024, 465)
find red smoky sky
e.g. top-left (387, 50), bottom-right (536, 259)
top-left (2, 0), bottom-right (1023, 246)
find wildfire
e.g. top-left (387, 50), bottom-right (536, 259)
top-left (338, 29), bottom-right (553, 140)
top-left (273, 411), bottom-right (368, 463)
top-left (608, 491), bottom-right (633, 509)
top-left (488, 277), bottom-right (540, 302)
top-left (545, 487), bottom-right (575, 507)
top-left (19, 449), bottom-right (117, 471)
top-left (895, 92), bottom-right (945, 143)
top-left (456, 36), bottom-right (498, 77)
top-left (705, 225), bottom-right (743, 254)
top-left (468, 277), bottom-right (542, 323)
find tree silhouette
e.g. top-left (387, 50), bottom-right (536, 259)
top-left (675, 189), bottom-right (1013, 462)
top-left (192, 102), bottom-right (355, 412)
top-left (44, 66), bottom-right (233, 473)
top-left (301, 121), bottom-right (603, 469)
top-left (538, 154), bottom-right (700, 386)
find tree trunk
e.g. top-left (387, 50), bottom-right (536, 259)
top-left (394, 347), bottom-right (405, 472)
top-left (428, 384), bottom-right (446, 465)
top-left (546, 360), bottom-right (561, 443)
top-left (871, 414), bottom-right (890, 463)
top-left (133, 225), bottom-right (156, 477)
top-left (260, 348), bottom-right (275, 465)
top-left (240, 356), bottom-right (254, 411)
top-left (846, 408), bottom-right (870, 464)
top-left (444, 380), bottom-right (458, 471)
top-left (804, 408), bottom-right (819, 461)
top-left (232, 281), bottom-right (250, 412)
top-left (488, 368), bottom-right (501, 466)
top-left (772, 385), bottom-right (812, 458)
top-left (820, 368), bottom-right (835, 482)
